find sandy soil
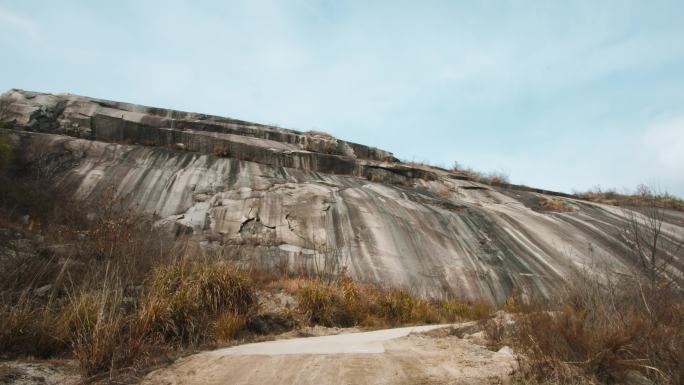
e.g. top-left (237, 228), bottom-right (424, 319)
top-left (142, 323), bottom-right (516, 385)
top-left (0, 360), bottom-right (79, 385)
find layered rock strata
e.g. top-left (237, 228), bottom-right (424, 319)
top-left (2, 89), bottom-right (682, 302)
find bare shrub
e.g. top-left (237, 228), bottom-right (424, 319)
top-left (622, 190), bottom-right (683, 290)
top-left (509, 270), bottom-right (683, 385)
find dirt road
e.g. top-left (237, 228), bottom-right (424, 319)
top-left (142, 323), bottom-right (516, 385)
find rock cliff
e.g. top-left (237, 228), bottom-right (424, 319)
top-left (1, 89), bottom-right (682, 303)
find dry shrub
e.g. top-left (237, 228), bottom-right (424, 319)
top-left (214, 312), bottom-right (247, 342)
top-left (0, 297), bottom-right (68, 358)
top-left (540, 198), bottom-right (574, 213)
top-left (305, 130), bottom-right (335, 140)
top-left (482, 316), bottom-right (511, 351)
top-left (296, 277), bottom-right (364, 327)
top-left (295, 275), bottom-right (493, 328)
top-left (487, 172), bottom-right (510, 184)
top-left (68, 286), bottom-right (138, 376)
top-left (450, 162), bottom-right (510, 185)
top-left (0, 257), bottom-right (259, 376)
top-left (138, 261), bottom-right (257, 345)
top-left (576, 185), bottom-right (684, 212)
top-left (0, 139), bottom-right (264, 376)
top-left (378, 290), bottom-right (441, 325)
top-left (510, 274), bottom-right (684, 385)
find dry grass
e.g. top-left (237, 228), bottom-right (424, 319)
top-left (214, 312), bottom-right (247, 342)
top-left (294, 275), bottom-right (493, 328)
top-left (450, 162), bottom-right (511, 185)
top-left (0, 297), bottom-right (68, 358)
top-left (305, 130), bottom-right (336, 140)
top-left (0, 254), bottom-right (495, 377)
top-left (540, 198), bottom-right (574, 213)
top-left (138, 260), bottom-right (257, 346)
top-left (0, 147), bottom-right (261, 376)
top-left (69, 284), bottom-right (138, 376)
top-left (0, 259), bottom-right (260, 376)
top-left (496, 272), bottom-right (684, 385)
top-left (575, 186), bottom-right (684, 212)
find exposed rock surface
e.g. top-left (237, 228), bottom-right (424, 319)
top-left (1, 89), bottom-right (683, 302)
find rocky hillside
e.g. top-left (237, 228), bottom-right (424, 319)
top-left (1, 89), bottom-right (682, 303)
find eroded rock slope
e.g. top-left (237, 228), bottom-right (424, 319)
top-left (1, 89), bottom-right (682, 303)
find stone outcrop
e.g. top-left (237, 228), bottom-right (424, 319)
top-left (1, 89), bottom-right (683, 303)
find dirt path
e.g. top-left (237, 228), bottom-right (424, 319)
top-left (142, 323), bottom-right (516, 385)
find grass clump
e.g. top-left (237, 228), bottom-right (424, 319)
top-left (540, 198), bottom-right (574, 213)
top-left (305, 130), bottom-right (335, 140)
top-left (295, 275), bottom-right (493, 328)
top-left (575, 185), bottom-right (684, 212)
top-left (296, 280), bottom-right (354, 327)
top-left (0, 259), bottom-right (259, 377)
top-left (0, 298), bottom-right (68, 358)
top-left (214, 312), bottom-right (247, 342)
top-left (139, 261), bottom-right (257, 345)
top-left (495, 273), bottom-right (684, 385)
top-left (68, 286), bottom-right (137, 376)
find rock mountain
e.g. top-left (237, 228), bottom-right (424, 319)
top-left (1, 89), bottom-right (682, 303)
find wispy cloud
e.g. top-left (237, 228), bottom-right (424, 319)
top-left (643, 116), bottom-right (684, 171)
top-left (0, 5), bottom-right (39, 40)
top-left (0, 1), bottom-right (682, 195)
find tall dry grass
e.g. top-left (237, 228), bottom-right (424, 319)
top-left (138, 261), bottom-right (257, 346)
top-left (498, 271), bottom-right (684, 385)
top-left (294, 275), bottom-right (493, 328)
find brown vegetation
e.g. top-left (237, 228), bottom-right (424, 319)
top-left (305, 130), bottom-right (336, 140)
top-left (576, 185), bottom-right (684, 212)
top-left (0, 141), bottom-right (493, 379)
top-left (540, 198), bottom-right (575, 213)
top-left (496, 272), bottom-right (684, 385)
top-left (451, 161), bottom-right (511, 184)
top-left (294, 276), bottom-right (492, 328)
top-left (485, 185), bottom-right (684, 385)
top-left (487, 194), bottom-right (684, 385)
top-left (3, 132), bottom-right (682, 385)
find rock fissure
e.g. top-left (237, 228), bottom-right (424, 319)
top-left (1, 89), bottom-right (683, 302)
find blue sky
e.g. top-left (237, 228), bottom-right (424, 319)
top-left (1, 0), bottom-right (683, 196)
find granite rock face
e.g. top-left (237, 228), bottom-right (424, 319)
top-left (1, 89), bottom-right (683, 303)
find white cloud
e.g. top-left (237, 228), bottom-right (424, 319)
top-left (644, 116), bottom-right (684, 168)
top-left (640, 116), bottom-right (684, 196)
